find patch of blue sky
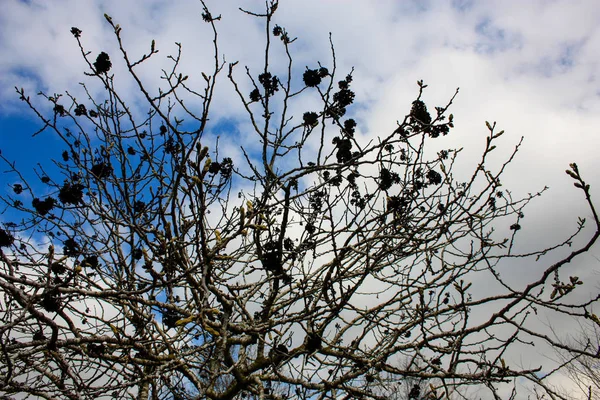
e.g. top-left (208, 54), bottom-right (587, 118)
top-left (203, 95), bottom-right (315, 179)
top-left (1, 64), bottom-right (73, 192)
top-left (1, 114), bottom-right (60, 175)
top-left (402, 0), bottom-right (432, 14)
top-left (473, 17), bottom-right (523, 55)
top-left (0, 114), bottom-right (67, 227)
top-left (526, 39), bottom-right (586, 78)
top-left (386, 0), bottom-right (432, 25)
top-left (451, 0), bottom-right (475, 13)
top-left (556, 40), bottom-right (585, 69)
top-left (208, 117), bottom-right (243, 152)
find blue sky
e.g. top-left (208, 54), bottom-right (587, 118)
top-left (1, 0), bottom-right (600, 395)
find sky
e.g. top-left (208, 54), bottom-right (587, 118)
top-left (1, 0), bottom-right (600, 397)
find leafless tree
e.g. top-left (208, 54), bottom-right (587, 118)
top-left (550, 314), bottom-right (600, 399)
top-left (1, 2), bottom-right (599, 399)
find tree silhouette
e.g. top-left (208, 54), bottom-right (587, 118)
top-left (551, 313), bottom-right (600, 399)
top-left (1, 2), bottom-right (599, 399)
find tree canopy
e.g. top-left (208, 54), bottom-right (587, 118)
top-left (1, 2), bottom-right (599, 399)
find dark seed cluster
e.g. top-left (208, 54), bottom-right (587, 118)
top-left (94, 52), bottom-right (112, 74)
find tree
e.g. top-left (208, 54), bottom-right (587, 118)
top-left (1, 2), bottom-right (599, 399)
top-left (551, 312), bottom-right (600, 399)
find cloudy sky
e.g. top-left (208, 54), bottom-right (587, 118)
top-left (2, 0), bottom-right (600, 216)
top-left (1, 0), bottom-right (600, 396)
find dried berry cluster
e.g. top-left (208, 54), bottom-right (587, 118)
top-left (207, 157), bottom-right (234, 181)
top-left (32, 197), bottom-right (56, 216)
top-left (94, 52), bottom-right (112, 74)
top-left (74, 104), bottom-right (87, 116)
top-left (302, 67), bottom-right (329, 87)
top-left (378, 167), bottom-right (401, 191)
top-left (303, 112), bottom-right (319, 127)
top-left (0, 228), bottom-right (14, 248)
top-left (409, 100), bottom-right (451, 138)
top-left (59, 181), bottom-right (84, 205)
top-left (63, 237), bottom-right (80, 257)
top-left (91, 162), bottom-right (113, 179)
top-left (258, 72), bottom-right (279, 97)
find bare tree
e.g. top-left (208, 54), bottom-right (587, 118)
top-left (1, 2), bottom-right (599, 399)
top-left (551, 315), bottom-right (600, 399)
